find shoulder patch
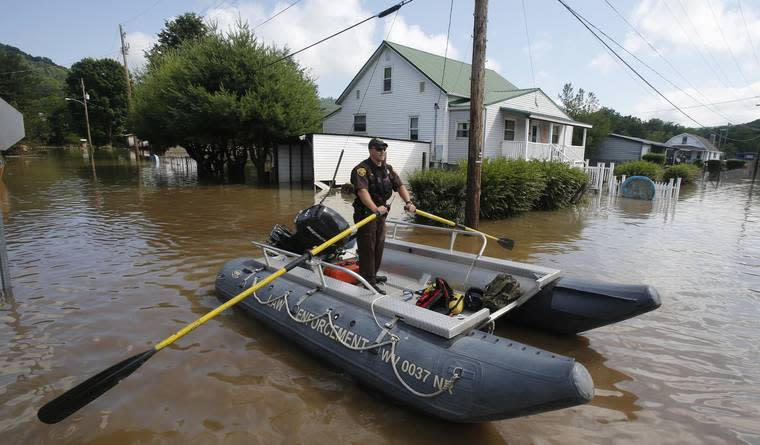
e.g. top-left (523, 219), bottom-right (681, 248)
top-left (357, 167), bottom-right (366, 177)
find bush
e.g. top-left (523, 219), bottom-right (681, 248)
top-left (408, 158), bottom-right (587, 220)
top-left (663, 164), bottom-right (701, 184)
top-left (692, 159), bottom-right (704, 168)
top-left (642, 152), bottom-right (666, 165)
top-left (614, 160), bottom-right (664, 181)
top-left (407, 168), bottom-right (466, 222)
top-left (726, 159), bottom-right (746, 170)
top-left (534, 161), bottom-right (588, 210)
top-left (706, 159), bottom-right (722, 174)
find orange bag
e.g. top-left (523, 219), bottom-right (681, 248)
top-left (324, 259), bottom-right (360, 284)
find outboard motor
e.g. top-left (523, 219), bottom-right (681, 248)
top-left (267, 205), bottom-right (355, 258)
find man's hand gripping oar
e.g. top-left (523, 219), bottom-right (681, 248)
top-left (37, 213), bottom-right (379, 425)
top-left (414, 209), bottom-right (515, 250)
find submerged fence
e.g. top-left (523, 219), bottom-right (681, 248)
top-left (607, 175), bottom-right (682, 200)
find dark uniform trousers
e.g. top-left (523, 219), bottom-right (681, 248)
top-left (354, 214), bottom-right (385, 285)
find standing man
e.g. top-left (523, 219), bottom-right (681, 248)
top-left (351, 138), bottom-right (416, 294)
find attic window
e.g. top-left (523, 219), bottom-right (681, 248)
top-left (353, 114), bottom-right (366, 133)
top-left (681, 135), bottom-right (687, 144)
top-left (356, 89), bottom-right (360, 99)
top-left (419, 81), bottom-right (425, 93)
top-left (383, 66), bottom-right (392, 92)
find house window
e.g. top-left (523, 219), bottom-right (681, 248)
top-left (530, 124), bottom-right (538, 143)
top-left (356, 89), bottom-right (360, 100)
top-left (457, 122), bottom-right (469, 138)
top-left (353, 114), bottom-right (366, 133)
top-left (552, 125), bottom-right (561, 144)
top-left (383, 66), bottom-right (392, 92)
top-left (682, 135), bottom-right (688, 144)
top-left (419, 81), bottom-right (425, 93)
top-left (409, 116), bottom-right (419, 140)
top-left (504, 119), bottom-right (515, 141)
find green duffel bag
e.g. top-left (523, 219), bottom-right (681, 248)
top-left (482, 273), bottom-right (521, 310)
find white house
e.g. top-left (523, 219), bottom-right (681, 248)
top-left (664, 133), bottom-right (723, 163)
top-left (323, 41), bottom-right (592, 165)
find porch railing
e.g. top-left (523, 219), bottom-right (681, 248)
top-left (500, 141), bottom-right (585, 165)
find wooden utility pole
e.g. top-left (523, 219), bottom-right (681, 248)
top-left (465, 0), bottom-right (488, 228)
top-left (119, 24), bottom-right (132, 103)
top-left (81, 78), bottom-right (96, 176)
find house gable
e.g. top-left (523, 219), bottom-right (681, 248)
top-left (490, 89), bottom-right (571, 120)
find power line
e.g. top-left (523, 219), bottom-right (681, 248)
top-left (122, 0), bottom-right (166, 25)
top-left (436, 0), bottom-right (454, 105)
top-left (521, 0), bottom-right (536, 88)
top-left (254, 0), bottom-right (303, 30)
top-left (737, 0), bottom-right (760, 72)
top-left (705, 0), bottom-right (754, 90)
top-left (556, 0), bottom-right (704, 127)
top-left (264, 0), bottom-right (414, 70)
top-left (639, 95), bottom-right (760, 114)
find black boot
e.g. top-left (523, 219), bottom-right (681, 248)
top-left (371, 283), bottom-right (387, 295)
top-left (375, 275), bottom-right (387, 283)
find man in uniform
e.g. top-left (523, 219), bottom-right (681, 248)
top-left (350, 137), bottom-right (416, 294)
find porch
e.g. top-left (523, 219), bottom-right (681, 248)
top-left (498, 110), bottom-right (590, 165)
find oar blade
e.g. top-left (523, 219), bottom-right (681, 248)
top-left (497, 237), bottom-right (515, 250)
top-left (38, 348), bottom-right (157, 424)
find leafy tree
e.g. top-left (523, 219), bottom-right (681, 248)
top-left (558, 83), bottom-right (599, 119)
top-left (65, 58), bottom-right (128, 146)
top-left (146, 12), bottom-right (209, 65)
top-left (130, 24), bottom-right (322, 182)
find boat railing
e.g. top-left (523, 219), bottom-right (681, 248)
top-left (386, 219), bottom-right (488, 258)
top-left (250, 241), bottom-right (379, 295)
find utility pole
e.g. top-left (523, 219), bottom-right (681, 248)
top-left (465, 0), bottom-right (488, 228)
top-left (119, 24), bottom-right (132, 103)
top-left (81, 78), bottom-right (96, 175)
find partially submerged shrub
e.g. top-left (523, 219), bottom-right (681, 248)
top-left (663, 164), bottom-right (701, 184)
top-left (642, 152), bottom-right (666, 165)
top-left (614, 160), bottom-right (664, 182)
top-left (407, 168), bottom-right (466, 221)
top-left (479, 158), bottom-right (546, 218)
top-left (706, 159), bottom-right (722, 174)
top-left (726, 159), bottom-right (746, 170)
top-left (534, 161), bottom-right (588, 210)
top-left (692, 159), bottom-right (704, 168)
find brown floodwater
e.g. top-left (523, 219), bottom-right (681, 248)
top-left (1, 150), bottom-right (758, 444)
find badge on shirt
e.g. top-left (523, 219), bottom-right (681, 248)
top-left (357, 167), bottom-right (366, 177)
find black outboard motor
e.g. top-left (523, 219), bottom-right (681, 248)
top-left (267, 205), bottom-right (355, 258)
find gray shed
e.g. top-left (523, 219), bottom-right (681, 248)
top-left (592, 133), bottom-right (668, 164)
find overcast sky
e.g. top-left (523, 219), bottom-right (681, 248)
top-left (3, 0), bottom-right (760, 127)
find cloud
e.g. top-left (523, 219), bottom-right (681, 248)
top-left (633, 82), bottom-right (760, 126)
top-left (523, 35), bottom-right (552, 58)
top-left (383, 15), bottom-right (461, 60)
top-left (589, 52), bottom-right (616, 74)
top-left (125, 32), bottom-right (157, 71)
top-left (486, 58), bottom-right (502, 73)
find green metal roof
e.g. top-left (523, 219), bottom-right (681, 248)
top-left (449, 89), bottom-right (539, 108)
top-left (384, 41), bottom-right (517, 98)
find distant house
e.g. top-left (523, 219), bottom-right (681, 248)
top-left (664, 133), bottom-right (722, 163)
top-left (323, 41), bottom-right (591, 165)
top-left (593, 133), bottom-right (669, 164)
top-left (0, 97), bottom-right (25, 151)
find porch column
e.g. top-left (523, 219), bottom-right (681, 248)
top-left (524, 117), bottom-right (530, 160)
top-left (581, 127), bottom-right (587, 147)
top-left (548, 124), bottom-right (554, 145)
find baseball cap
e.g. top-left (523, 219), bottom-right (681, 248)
top-left (368, 137), bottom-right (388, 150)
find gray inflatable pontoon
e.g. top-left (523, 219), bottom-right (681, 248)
top-left (215, 219), bottom-right (660, 422)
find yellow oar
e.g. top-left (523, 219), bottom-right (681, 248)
top-left (37, 213), bottom-right (378, 424)
top-left (415, 209), bottom-right (515, 250)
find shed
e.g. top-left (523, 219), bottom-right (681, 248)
top-left (593, 133), bottom-right (668, 164)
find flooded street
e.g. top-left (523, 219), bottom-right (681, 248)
top-left (1, 150), bottom-right (759, 444)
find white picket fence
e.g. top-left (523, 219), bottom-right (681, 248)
top-left (608, 175), bottom-right (682, 200)
top-left (583, 161), bottom-right (615, 191)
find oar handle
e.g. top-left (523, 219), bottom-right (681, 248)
top-left (414, 209), bottom-right (498, 241)
top-left (155, 213), bottom-right (377, 351)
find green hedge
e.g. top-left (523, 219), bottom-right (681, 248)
top-left (642, 152), bottom-right (666, 165)
top-left (407, 159), bottom-right (586, 220)
top-left (613, 160), bottom-right (664, 181)
top-left (726, 159), bottom-right (746, 170)
top-left (692, 159), bottom-right (704, 168)
top-left (663, 164), bottom-right (701, 184)
top-left (706, 159), bottom-right (722, 173)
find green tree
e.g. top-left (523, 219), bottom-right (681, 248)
top-left (558, 83), bottom-right (599, 119)
top-left (146, 12), bottom-right (209, 65)
top-left (130, 24), bottom-right (322, 182)
top-left (65, 58), bottom-right (128, 146)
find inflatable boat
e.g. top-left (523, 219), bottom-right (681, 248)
top-left (214, 208), bottom-right (661, 422)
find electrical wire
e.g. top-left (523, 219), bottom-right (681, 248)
top-left (122, 0), bottom-right (166, 25)
top-left (556, 0), bottom-right (704, 127)
top-left (737, 0), bottom-right (760, 72)
top-left (705, 0), bottom-right (754, 89)
top-left (521, 0), bottom-right (536, 88)
top-left (639, 95), bottom-right (760, 114)
top-left (436, 0), bottom-right (454, 106)
top-left (254, 0), bottom-right (303, 30)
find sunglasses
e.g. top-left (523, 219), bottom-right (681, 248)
top-left (372, 146), bottom-right (387, 151)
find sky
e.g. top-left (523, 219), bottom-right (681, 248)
top-left (3, 0), bottom-right (760, 127)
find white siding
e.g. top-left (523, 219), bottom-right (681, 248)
top-left (312, 134), bottom-right (430, 185)
top-left (322, 45), bottom-right (448, 162)
top-left (447, 109), bottom-right (470, 163)
top-left (486, 108), bottom-right (529, 157)
top-left (497, 90), bottom-right (570, 120)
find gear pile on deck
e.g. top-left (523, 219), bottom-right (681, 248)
top-left (215, 205), bottom-right (661, 422)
